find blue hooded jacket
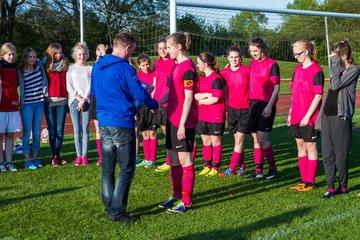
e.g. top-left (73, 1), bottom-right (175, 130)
top-left (91, 54), bottom-right (158, 128)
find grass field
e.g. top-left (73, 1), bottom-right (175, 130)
top-left (1, 115), bottom-right (360, 239)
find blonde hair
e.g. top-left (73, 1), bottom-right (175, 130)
top-left (0, 42), bottom-right (16, 59)
top-left (44, 43), bottom-right (69, 74)
top-left (71, 42), bottom-right (89, 61)
top-left (293, 39), bottom-right (317, 62)
top-left (166, 32), bottom-right (191, 52)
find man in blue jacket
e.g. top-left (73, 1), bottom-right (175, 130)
top-left (91, 32), bottom-right (158, 222)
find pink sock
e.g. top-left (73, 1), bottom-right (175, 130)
top-left (96, 139), bottom-right (102, 159)
top-left (307, 159), bottom-right (318, 185)
top-left (254, 148), bottom-right (263, 173)
top-left (229, 151), bottom-right (241, 172)
top-left (171, 165), bottom-right (183, 199)
top-left (328, 188), bottom-right (335, 193)
top-left (202, 145), bottom-right (212, 167)
top-left (263, 145), bottom-right (276, 170)
top-left (298, 156), bottom-right (308, 183)
top-left (165, 151), bottom-right (171, 165)
top-left (212, 145), bottom-right (222, 171)
top-left (192, 142), bottom-right (197, 161)
top-left (149, 138), bottom-right (158, 162)
top-left (239, 151), bottom-right (245, 170)
top-left (142, 139), bottom-right (150, 160)
top-left (182, 165), bottom-right (195, 206)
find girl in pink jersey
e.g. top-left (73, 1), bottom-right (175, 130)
top-left (158, 32), bottom-right (197, 213)
top-left (288, 39), bottom-right (324, 192)
top-left (195, 52), bottom-right (225, 177)
top-left (135, 54), bottom-right (159, 168)
top-left (219, 46), bottom-right (251, 177)
top-left (154, 39), bottom-right (175, 172)
top-left (248, 37), bottom-right (280, 179)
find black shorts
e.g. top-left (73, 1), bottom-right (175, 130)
top-left (196, 121), bottom-right (225, 136)
top-left (166, 120), bottom-right (195, 152)
top-left (155, 106), bottom-right (167, 126)
top-left (227, 107), bottom-right (250, 134)
top-left (290, 125), bottom-right (319, 142)
top-left (249, 100), bottom-right (276, 133)
top-left (136, 107), bottom-right (159, 131)
top-left (89, 96), bottom-right (97, 120)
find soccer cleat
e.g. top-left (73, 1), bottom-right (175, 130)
top-left (136, 160), bottom-right (149, 167)
top-left (323, 191), bottom-right (336, 199)
top-left (298, 183), bottom-right (315, 192)
top-left (32, 159), bottom-right (43, 168)
top-left (135, 158), bottom-right (143, 165)
top-left (158, 197), bottom-right (180, 209)
top-left (237, 168), bottom-right (246, 176)
top-left (52, 156), bottom-right (59, 167)
top-left (219, 168), bottom-right (234, 177)
top-left (24, 160), bottom-right (37, 170)
top-left (206, 168), bottom-right (218, 176)
top-left (74, 157), bottom-right (82, 166)
top-left (144, 161), bottom-right (156, 168)
top-left (266, 169), bottom-right (277, 179)
top-left (0, 163), bottom-right (7, 172)
top-left (335, 188), bottom-right (348, 195)
top-left (247, 171), bottom-right (265, 179)
top-left (290, 183), bottom-right (305, 191)
top-left (166, 201), bottom-right (191, 214)
top-left (198, 167), bottom-right (211, 176)
top-left (6, 162), bottom-right (18, 172)
top-left (109, 213), bottom-right (138, 222)
top-left (155, 163), bottom-right (171, 172)
top-left (81, 156), bottom-right (89, 166)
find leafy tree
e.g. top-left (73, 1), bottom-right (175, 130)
top-left (0, 0), bottom-right (27, 43)
top-left (229, 12), bottom-right (268, 39)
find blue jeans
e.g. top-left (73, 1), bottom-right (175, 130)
top-left (100, 126), bottom-right (136, 217)
top-left (44, 102), bottom-right (68, 157)
top-left (20, 101), bottom-right (44, 154)
top-left (69, 100), bottom-right (90, 157)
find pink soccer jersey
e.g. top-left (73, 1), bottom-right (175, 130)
top-left (154, 58), bottom-right (175, 104)
top-left (221, 65), bottom-right (250, 109)
top-left (167, 58), bottom-right (198, 128)
top-left (249, 57), bottom-right (280, 102)
top-left (137, 70), bottom-right (155, 86)
top-left (197, 71), bottom-right (225, 123)
top-left (290, 62), bottom-right (324, 126)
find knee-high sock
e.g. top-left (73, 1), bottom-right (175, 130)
top-left (96, 139), bottom-right (102, 159)
top-left (165, 151), bottom-right (171, 166)
top-left (212, 145), bottom-right (222, 171)
top-left (182, 165), bottom-right (195, 206)
top-left (238, 151), bottom-right (245, 170)
top-left (192, 141), bottom-right (197, 161)
top-left (142, 138), bottom-right (150, 160)
top-left (254, 148), bottom-right (263, 173)
top-left (298, 156), bottom-right (308, 183)
top-left (229, 151), bottom-right (241, 172)
top-left (202, 145), bottom-right (212, 167)
top-left (307, 159), bottom-right (318, 185)
top-left (171, 165), bottom-right (183, 199)
top-left (263, 145), bottom-right (276, 170)
top-left (149, 138), bottom-right (158, 162)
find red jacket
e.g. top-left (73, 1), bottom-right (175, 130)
top-left (47, 71), bottom-right (67, 98)
top-left (0, 67), bottom-right (19, 112)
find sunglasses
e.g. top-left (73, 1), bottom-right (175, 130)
top-left (293, 50), bottom-right (305, 57)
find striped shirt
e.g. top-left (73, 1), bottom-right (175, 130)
top-left (23, 65), bottom-right (44, 104)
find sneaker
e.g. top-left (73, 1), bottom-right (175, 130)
top-left (58, 157), bottom-right (67, 165)
top-left (198, 167), bottom-right (211, 176)
top-left (298, 183), bottom-right (315, 192)
top-left (6, 162), bottom-right (18, 172)
top-left (155, 163), bottom-right (171, 172)
top-left (158, 197), bottom-right (180, 209)
top-left (74, 156), bottom-right (82, 166)
top-left (323, 190), bottom-right (336, 199)
top-left (109, 213), bottom-right (138, 222)
top-left (290, 183), bottom-right (305, 191)
top-left (247, 171), bottom-right (265, 179)
top-left (136, 160), bottom-right (149, 167)
top-left (135, 158), bottom-right (143, 165)
top-left (166, 201), bottom-right (191, 214)
top-left (32, 159), bottom-right (43, 168)
top-left (266, 169), bottom-right (277, 179)
top-left (237, 168), bottom-right (246, 176)
top-left (97, 158), bottom-right (102, 167)
top-left (206, 168), bottom-right (218, 176)
top-left (81, 156), bottom-right (89, 166)
top-left (0, 163), bottom-right (6, 172)
top-left (24, 160), bottom-right (37, 170)
top-left (144, 161), bottom-right (156, 168)
top-left (335, 188), bottom-right (348, 195)
top-left (219, 168), bottom-right (234, 177)
top-left (52, 156), bottom-right (59, 167)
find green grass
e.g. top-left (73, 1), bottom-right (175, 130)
top-left (1, 115), bottom-right (360, 239)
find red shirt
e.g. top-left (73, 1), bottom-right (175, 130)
top-left (0, 61), bottom-right (19, 112)
top-left (167, 59), bottom-right (198, 128)
top-left (197, 72), bottom-right (225, 123)
top-left (221, 65), bottom-right (250, 109)
top-left (249, 57), bottom-right (280, 102)
top-left (47, 71), bottom-right (68, 98)
top-left (137, 70), bottom-right (155, 86)
top-left (290, 62), bottom-right (324, 126)
top-left (154, 58), bottom-right (175, 105)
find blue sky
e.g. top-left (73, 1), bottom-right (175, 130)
top-left (204, 0), bottom-right (294, 9)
